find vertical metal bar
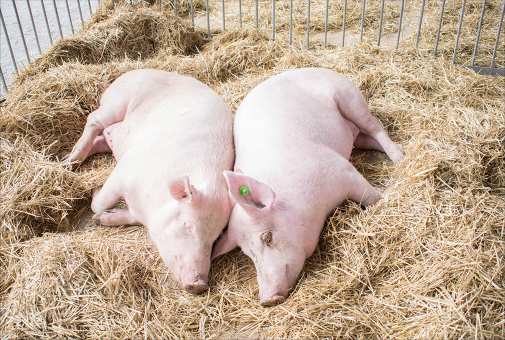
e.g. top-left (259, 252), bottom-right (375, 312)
top-left (378, 0), bottom-right (385, 46)
top-left (471, 0), bottom-right (487, 66)
top-left (342, 0), bottom-right (347, 46)
top-left (324, 0), bottom-right (329, 48)
top-left (434, 0), bottom-right (446, 56)
top-left (77, 0), bottom-right (85, 25)
top-left (491, 0), bottom-right (505, 68)
top-left (255, 0), bottom-right (259, 29)
top-left (52, 0), bottom-right (64, 39)
top-left (222, 0), bottom-right (225, 32)
top-left (40, 0), bottom-right (53, 45)
top-left (190, 0), bottom-right (194, 25)
top-left (272, 0), bottom-right (275, 40)
top-left (289, 0), bottom-right (293, 45)
top-left (175, 0), bottom-right (178, 16)
top-left (453, 0), bottom-right (467, 64)
top-left (360, 0), bottom-right (366, 42)
top-left (416, 0), bottom-right (426, 48)
top-left (26, 0), bottom-right (42, 54)
top-left (87, 0), bottom-right (93, 17)
top-left (11, 0), bottom-right (31, 63)
top-left (0, 66), bottom-right (7, 92)
top-left (64, 0), bottom-right (75, 35)
top-left (396, 0), bottom-right (405, 50)
top-left (0, 7), bottom-right (18, 73)
top-left (206, 0), bottom-right (210, 38)
top-left (307, 0), bottom-right (311, 49)
top-left (239, 0), bottom-right (242, 28)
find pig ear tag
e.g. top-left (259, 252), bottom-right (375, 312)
top-left (239, 186), bottom-right (250, 196)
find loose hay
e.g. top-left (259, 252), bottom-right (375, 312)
top-left (1, 0), bottom-right (504, 339)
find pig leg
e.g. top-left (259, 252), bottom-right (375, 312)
top-left (353, 131), bottom-right (384, 152)
top-left (64, 95), bottom-right (131, 163)
top-left (88, 135), bottom-right (112, 156)
top-left (92, 208), bottom-right (139, 226)
top-left (345, 166), bottom-right (382, 206)
top-left (90, 178), bottom-right (139, 226)
top-left (338, 91), bottom-right (405, 164)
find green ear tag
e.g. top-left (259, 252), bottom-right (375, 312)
top-left (239, 185), bottom-right (250, 196)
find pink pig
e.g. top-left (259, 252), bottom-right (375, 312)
top-left (212, 68), bottom-right (405, 306)
top-left (65, 69), bottom-right (234, 294)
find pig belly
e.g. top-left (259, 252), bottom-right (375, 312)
top-left (103, 122), bottom-right (123, 159)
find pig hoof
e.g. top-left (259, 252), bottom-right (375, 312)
top-left (260, 295), bottom-right (285, 306)
top-left (184, 283), bottom-right (209, 294)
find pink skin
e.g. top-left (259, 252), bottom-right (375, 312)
top-left (64, 70), bottom-right (234, 294)
top-left (212, 68), bottom-right (405, 306)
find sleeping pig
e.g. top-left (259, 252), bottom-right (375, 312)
top-left (212, 68), bottom-right (405, 305)
top-left (65, 69), bottom-right (234, 294)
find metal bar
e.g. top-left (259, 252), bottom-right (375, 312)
top-left (416, 0), bottom-right (426, 48)
top-left (88, 0), bottom-right (93, 17)
top-left (206, 0), bottom-right (210, 38)
top-left (52, 0), bottom-right (63, 39)
top-left (453, 0), bottom-right (467, 64)
top-left (11, 0), bottom-right (31, 63)
top-left (434, 0), bottom-right (446, 56)
top-left (0, 7), bottom-right (18, 73)
top-left (0, 66), bottom-right (7, 92)
top-left (64, 0), bottom-right (75, 35)
top-left (272, 0), bottom-right (275, 40)
top-left (255, 0), bottom-right (258, 29)
top-left (40, 0), bottom-right (53, 46)
top-left (191, 0), bottom-right (194, 25)
top-left (77, 0), bottom-right (85, 25)
top-left (239, 0), bottom-right (242, 28)
top-left (26, 0), bottom-right (42, 54)
top-left (289, 0), bottom-right (293, 45)
top-left (491, 0), bottom-right (505, 68)
top-left (465, 65), bottom-right (505, 76)
top-left (396, 0), bottom-right (405, 50)
top-left (307, 0), bottom-right (311, 49)
top-left (360, 0), bottom-right (366, 42)
top-left (324, 0), bottom-right (329, 48)
top-left (378, 0), bottom-right (385, 46)
top-left (342, 0), bottom-right (347, 46)
top-left (471, 0), bottom-right (487, 66)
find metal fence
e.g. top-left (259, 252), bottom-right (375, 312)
top-left (1, 0), bottom-right (504, 97)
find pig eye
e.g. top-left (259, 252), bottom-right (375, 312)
top-left (261, 231), bottom-right (273, 246)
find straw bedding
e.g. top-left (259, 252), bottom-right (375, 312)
top-left (1, 0), bottom-right (503, 338)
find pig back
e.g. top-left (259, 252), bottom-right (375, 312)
top-left (105, 71), bottom-right (234, 221)
top-left (234, 68), bottom-right (356, 168)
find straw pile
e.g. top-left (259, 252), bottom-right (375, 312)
top-left (1, 0), bottom-right (504, 338)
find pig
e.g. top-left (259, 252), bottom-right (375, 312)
top-left (211, 68), bottom-right (405, 306)
top-left (64, 69), bottom-right (234, 294)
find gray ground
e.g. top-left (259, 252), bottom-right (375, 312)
top-left (1, 0), bottom-right (100, 97)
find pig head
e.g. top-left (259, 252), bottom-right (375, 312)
top-left (212, 68), bottom-right (405, 305)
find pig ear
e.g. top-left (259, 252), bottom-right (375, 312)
top-left (212, 228), bottom-right (238, 260)
top-left (224, 171), bottom-right (275, 211)
top-left (169, 175), bottom-right (195, 202)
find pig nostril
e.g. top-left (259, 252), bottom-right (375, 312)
top-left (260, 295), bottom-right (285, 307)
top-left (184, 283), bottom-right (209, 295)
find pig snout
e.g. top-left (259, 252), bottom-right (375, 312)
top-left (260, 294), bottom-right (286, 307)
top-left (183, 279), bottom-right (209, 294)
top-left (178, 262), bottom-right (210, 295)
top-left (258, 277), bottom-right (291, 307)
